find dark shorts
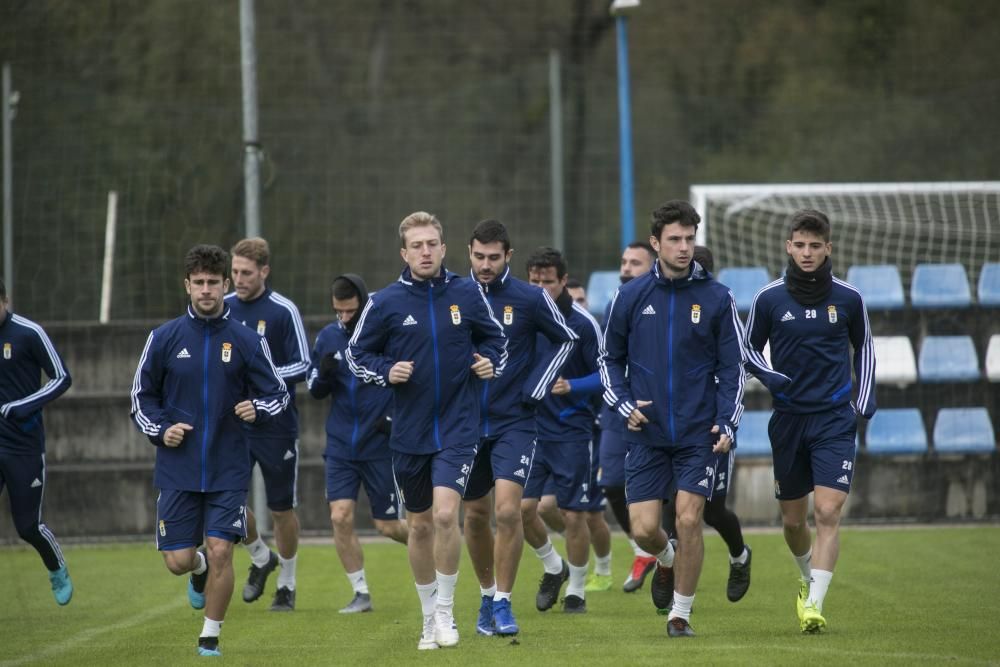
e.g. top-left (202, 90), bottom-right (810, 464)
top-left (324, 455), bottom-right (402, 521)
top-left (523, 439), bottom-right (595, 511)
top-left (598, 426), bottom-right (627, 488)
top-left (156, 488), bottom-right (247, 550)
top-left (624, 441), bottom-right (717, 505)
top-left (713, 448), bottom-right (735, 498)
top-left (0, 451), bottom-right (50, 535)
top-left (391, 442), bottom-right (479, 513)
top-left (768, 404), bottom-right (858, 500)
top-left (465, 428), bottom-right (536, 500)
top-left (248, 437), bottom-right (299, 511)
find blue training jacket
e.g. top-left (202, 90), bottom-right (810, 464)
top-left (474, 265), bottom-right (577, 437)
top-left (746, 275), bottom-right (877, 417)
top-left (225, 287), bottom-right (310, 439)
top-left (0, 310), bottom-right (72, 454)
top-left (130, 305), bottom-right (290, 492)
top-left (347, 266), bottom-right (508, 455)
top-left (600, 261), bottom-right (748, 448)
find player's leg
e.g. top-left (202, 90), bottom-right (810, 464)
top-left (584, 508), bottom-right (613, 592)
top-left (326, 455), bottom-right (366, 611)
top-left (705, 449), bottom-right (751, 602)
top-left (156, 488), bottom-right (210, 616)
top-left (263, 438), bottom-right (300, 611)
top-left (392, 451), bottom-right (438, 649)
top-left (550, 439), bottom-right (595, 613)
top-left (521, 452), bottom-right (568, 611)
top-left (241, 448), bottom-right (279, 604)
top-left (196, 490), bottom-right (245, 656)
top-left (537, 493), bottom-right (565, 532)
top-left (667, 490), bottom-right (706, 635)
top-left (461, 438), bottom-right (497, 633)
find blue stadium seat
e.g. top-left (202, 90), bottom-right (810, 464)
top-left (873, 336), bottom-right (917, 386)
top-left (846, 265), bottom-right (905, 310)
top-left (585, 270), bottom-right (621, 320)
top-left (978, 263), bottom-right (1000, 306)
top-left (987, 335), bottom-right (1000, 382)
top-left (933, 408), bottom-right (996, 454)
top-left (734, 411), bottom-right (771, 458)
top-left (865, 409), bottom-right (927, 455)
top-left (918, 336), bottom-right (980, 382)
top-left (910, 263), bottom-right (972, 308)
top-left (717, 267), bottom-right (770, 313)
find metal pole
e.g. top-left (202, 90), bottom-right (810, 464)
top-left (614, 16), bottom-right (635, 249)
top-left (240, 0), bottom-right (262, 239)
top-left (2, 64), bottom-right (14, 298)
top-left (549, 50), bottom-right (565, 252)
top-left (99, 191), bottom-right (118, 323)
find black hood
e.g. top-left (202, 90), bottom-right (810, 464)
top-left (334, 273), bottom-right (369, 333)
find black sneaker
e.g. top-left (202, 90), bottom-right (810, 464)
top-left (562, 594), bottom-right (587, 614)
top-left (270, 586), bottom-right (295, 611)
top-left (535, 560), bottom-right (569, 611)
top-left (242, 551), bottom-right (279, 603)
top-left (650, 542), bottom-right (676, 611)
top-left (666, 617), bottom-right (695, 637)
top-left (197, 636), bottom-right (221, 656)
top-left (727, 545), bottom-right (752, 602)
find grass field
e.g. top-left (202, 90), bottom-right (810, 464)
top-left (1, 526), bottom-right (998, 666)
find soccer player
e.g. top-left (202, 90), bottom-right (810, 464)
top-left (745, 209), bottom-right (876, 633)
top-left (348, 212), bottom-right (507, 650)
top-left (226, 237), bottom-right (311, 612)
top-left (521, 247), bottom-right (604, 614)
top-left (565, 278), bottom-right (588, 309)
top-left (600, 200), bottom-right (748, 637)
top-left (0, 277), bottom-right (74, 606)
top-left (462, 219), bottom-right (576, 637)
top-left (307, 273), bottom-right (409, 613)
top-left (130, 244), bottom-right (289, 656)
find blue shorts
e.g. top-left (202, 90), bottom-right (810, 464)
top-left (156, 488), bottom-right (247, 550)
top-left (523, 439), bottom-right (594, 511)
top-left (249, 437), bottom-right (298, 511)
top-left (598, 425), bottom-right (627, 488)
top-left (325, 455), bottom-right (402, 521)
top-left (713, 448), bottom-right (735, 498)
top-left (768, 404), bottom-right (858, 500)
top-left (392, 442), bottom-right (479, 513)
top-left (624, 442), bottom-right (717, 505)
top-left (584, 440), bottom-right (605, 512)
top-left (465, 428), bottom-right (536, 500)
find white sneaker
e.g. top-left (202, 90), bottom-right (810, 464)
top-left (418, 615), bottom-right (439, 650)
top-left (434, 607), bottom-right (459, 647)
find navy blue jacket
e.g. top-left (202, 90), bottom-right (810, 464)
top-left (347, 267), bottom-right (508, 455)
top-left (130, 305), bottom-right (290, 492)
top-left (225, 287), bottom-right (310, 439)
top-left (308, 320), bottom-right (392, 461)
top-left (600, 261), bottom-right (747, 448)
top-left (474, 266), bottom-right (577, 437)
top-left (0, 310), bottom-right (72, 454)
top-left (746, 276), bottom-right (876, 417)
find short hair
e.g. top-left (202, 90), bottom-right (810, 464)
top-left (626, 241), bottom-right (656, 262)
top-left (184, 244), bottom-right (229, 279)
top-left (693, 245), bottom-right (714, 273)
top-left (469, 219), bottom-right (510, 253)
top-left (650, 200), bottom-right (701, 240)
top-left (788, 209), bottom-right (831, 242)
top-left (565, 278), bottom-right (584, 290)
top-left (230, 237), bottom-right (270, 267)
top-left (525, 246), bottom-right (568, 280)
top-left (399, 211), bottom-right (444, 247)
top-left (331, 276), bottom-right (360, 301)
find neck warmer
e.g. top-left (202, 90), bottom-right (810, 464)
top-left (785, 257), bottom-right (833, 306)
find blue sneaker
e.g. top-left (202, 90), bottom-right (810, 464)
top-left (475, 595), bottom-right (495, 636)
top-left (197, 636), bottom-right (221, 657)
top-left (49, 566), bottom-right (73, 606)
top-left (492, 598), bottom-right (519, 636)
top-left (188, 550), bottom-right (209, 610)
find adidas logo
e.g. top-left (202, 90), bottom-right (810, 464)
top-left (385, 506), bottom-right (396, 515)
top-left (642, 304), bottom-right (656, 315)
top-left (513, 468), bottom-right (526, 479)
top-left (781, 311), bottom-right (795, 322)
top-left (334, 350), bottom-right (343, 360)
top-left (30, 478), bottom-right (42, 488)
top-left (403, 315), bottom-right (418, 326)
top-left (283, 450), bottom-right (295, 461)
top-left (176, 348), bottom-right (191, 359)
top-left (455, 477), bottom-right (466, 487)
top-left (580, 494), bottom-right (589, 502)
top-left (837, 474), bottom-right (850, 485)
top-left (698, 478), bottom-right (710, 488)
top-left (232, 519), bottom-right (243, 529)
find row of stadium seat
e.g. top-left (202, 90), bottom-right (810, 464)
top-left (736, 407), bottom-right (996, 457)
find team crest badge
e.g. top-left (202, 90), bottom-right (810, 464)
top-left (222, 342), bottom-right (233, 363)
top-left (827, 305), bottom-right (838, 323)
top-left (450, 304), bottom-right (462, 325)
top-left (503, 305), bottom-right (513, 325)
top-left (158, 520), bottom-right (166, 537)
top-left (2, 343), bottom-right (10, 359)
top-left (691, 304), bottom-right (701, 324)
top-left (256, 319), bottom-right (266, 335)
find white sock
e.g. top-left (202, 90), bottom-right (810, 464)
top-left (347, 568), bottom-right (369, 595)
top-left (200, 617), bottom-right (222, 638)
top-left (566, 562), bottom-right (588, 599)
top-left (629, 537), bottom-right (653, 559)
top-left (806, 569), bottom-right (833, 611)
top-left (793, 548), bottom-right (812, 581)
top-left (655, 541), bottom-right (675, 568)
top-left (534, 540), bottom-right (564, 575)
top-left (480, 584), bottom-right (497, 598)
top-left (436, 571), bottom-right (458, 611)
top-left (245, 537), bottom-right (271, 568)
top-left (730, 546), bottom-right (749, 565)
top-left (493, 591), bottom-right (511, 602)
top-left (415, 581), bottom-right (438, 617)
top-left (277, 554), bottom-right (296, 590)
top-left (192, 550), bottom-right (207, 575)
top-left (667, 592), bottom-right (694, 622)
top-left (594, 553), bottom-right (612, 576)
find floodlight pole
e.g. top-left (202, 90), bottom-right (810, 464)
top-left (611, 0), bottom-right (639, 250)
top-left (549, 50), bottom-right (565, 252)
top-left (2, 63), bottom-right (15, 299)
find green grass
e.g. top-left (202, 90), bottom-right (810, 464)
top-left (1, 526), bottom-right (999, 666)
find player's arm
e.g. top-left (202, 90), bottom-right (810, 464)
top-left (733, 291), bottom-right (790, 393)
top-left (242, 337), bottom-right (290, 424)
top-left (522, 288), bottom-right (577, 403)
top-left (713, 293), bottom-right (748, 444)
top-left (848, 293), bottom-right (877, 418)
top-left (0, 326), bottom-right (72, 420)
top-left (598, 289), bottom-right (637, 419)
top-left (273, 301), bottom-right (311, 384)
top-left (306, 330), bottom-right (337, 400)
top-left (346, 297), bottom-right (393, 386)
top-left (468, 284), bottom-right (508, 378)
top-left (129, 331), bottom-right (174, 446)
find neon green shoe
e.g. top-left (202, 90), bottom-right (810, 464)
top-left (796, 579), bottom-right (809, 623)
top-left (800, 602), bottom-right (826, 633)
top-left (584, 572), bottom-right (613, 592)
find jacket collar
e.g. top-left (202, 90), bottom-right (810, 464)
top-left (186, 304), bottom-right (232, 328)
top-left (651, 259), bottom-right (708, 287)
top-left (471, 264), bottom-right (511, 293)
top-left (398, 265), bottom-right (455, 289)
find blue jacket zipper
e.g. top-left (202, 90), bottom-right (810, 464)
top-left (428, 283), bottom-right (442, 450)
top-left (667, 284), bottom-right (676, 442)
top-left (201, 325), bottom-right (210, 492)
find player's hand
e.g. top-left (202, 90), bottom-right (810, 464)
top-left (163, 422), bottom-right (193, 447)
top-left (470, 353), bottom-right (494, 379)
top-left (550, 376), bottom-right (571, 395)
top-left (235, 400), bottom-right (257, 423)
top-left (711, 424), bottom-right (732, 453)
top-left (389, 361), bottom-right (415, 384)
top-left (627, 400), bottom-right (652, 432)
top-left (319, 352), bottom-right (339, 379)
